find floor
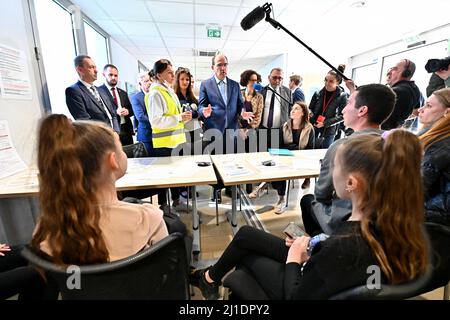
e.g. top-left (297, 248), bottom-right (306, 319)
top-left (176, 179), bottom-right (447, 300)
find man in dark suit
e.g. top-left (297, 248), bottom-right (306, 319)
top-left (289, 74), bottom-right (305, 103)
top-left (65, 55), bottom-right (120, 132)
top-left (198, 53), bottom-right (253, 154)
top-left (99, 64), bottom-right (134, 146)
top-left (259, 68), bottom-right (292, 150)
top-left (130, 71), bottom-right (153, 155)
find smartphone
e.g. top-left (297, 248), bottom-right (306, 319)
top-left (316, 115), bottom-right (326, 123)
top-left (283, 222), bottom-right (306, 239)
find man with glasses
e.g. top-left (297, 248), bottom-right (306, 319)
top-left (382, 59), bottom-right (422, 130)
top-left (259, 68), bottom-right (292, 150)
top-left (198, 53), bottom-right (253, 154)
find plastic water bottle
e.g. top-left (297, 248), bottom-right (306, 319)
top-left (307, 233), bottom-right (329, 255)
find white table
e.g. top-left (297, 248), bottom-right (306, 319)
top-left (210, 149), bottom-right (327, 233)
top-left (0, 155), bottom-right (217, 256)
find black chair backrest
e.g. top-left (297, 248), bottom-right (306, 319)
top-left (330, 224), bottom-right (449, 300)
top-left (122, 142), bottom-right (148, 158)
top-left (22, 233), bottom-right (190, 300)
top-left (421, 222), bottom-right (450, 293)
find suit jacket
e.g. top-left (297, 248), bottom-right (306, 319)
top-left (98, 84), bottom-right (134, 145)
top-left (259, 85), bottom-right (292, 128)
top-left (65, 80), bottom-right (120, 132)
top-left (130, 91), bottom-right (152, 144)
top-left (292, 87), bottom-right (305, 102)
top-left (198, 76), bottom-right (244, 133)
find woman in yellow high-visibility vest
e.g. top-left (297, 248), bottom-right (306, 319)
top-left (146, 59), bottom-right (192, 212)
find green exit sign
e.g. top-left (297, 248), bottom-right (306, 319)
top-left (207, 28), bottom-right (221, 38)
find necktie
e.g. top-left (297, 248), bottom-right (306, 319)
top-left (267, 90), bottom-right (276, 128)
top-left (219, 80), bottom-right (227, 105)
top-left (111, 87), bottom-right (126, 125)
top-left (111, 87), bottom-right (118, 106)
top-left (91, 85), bottom-right (115, 129)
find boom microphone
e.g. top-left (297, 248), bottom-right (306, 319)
top-left (241, 5), bottom-right (266, 31)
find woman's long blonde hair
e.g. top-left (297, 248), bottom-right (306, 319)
top-left (32, 114), bottom-right (117, 265)
top-left (419, 88), bottom-right (450, 149)
top-left (338, 130), bottom-right (427, 284)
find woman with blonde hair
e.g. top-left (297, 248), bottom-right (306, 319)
top-left (191, 130), bottom-right (427, 299)
top-left (32, 115), bottom-right (168, 265)
top-left (418, 87), bottom-right (450, 225)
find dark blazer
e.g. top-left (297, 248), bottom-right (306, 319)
top-left (198, 76), bottom-right (244, 133)
top-left (292, 87), bottom-right (305, 103)
top-left (99, 84), bottom-right (134, 145)
top-left (65, 80), bottom-right (120, 132)
top-left (130, 91), bottom-right (152, 145)
top-left (259, 85), bottom-right (292, 128)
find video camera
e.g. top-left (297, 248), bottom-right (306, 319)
top-left (425, 56), bottom-right (450, 73)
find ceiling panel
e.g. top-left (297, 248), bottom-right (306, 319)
top-left (128, 35), bottom-right (165, 47)
top-left (115, 20), bottom-right (159, 37)
top-left (94, 0), bottom-right (151, 21)
top-left (195, 4), bottom-right (240, 26)
top-left (156, 23), bottom-right (195, 38)
top-left (93, 19), bottom-right (124, 36)
top-left (146, 2), bottom-right (193, 24)
top-left (163, 37), bottom-right (195, 48)
top-left (68, 0), bottom-right (449, 82)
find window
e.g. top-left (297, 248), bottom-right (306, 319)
top-left (84, 21), bottom-right (109, 85)
top-left (381, 40), bottom-right (448, 99)
top-left (352, 63), bottom-right (380, 86)
top-left (34, 0), bottom-right (78, 116)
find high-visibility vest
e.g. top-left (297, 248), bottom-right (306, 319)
top-left (148, 86), bottom-right (186, 148)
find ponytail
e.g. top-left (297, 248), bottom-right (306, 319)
top-left (339, 130), bottom-right (427, 284)
top-left (32, 115), bottom-right (114, 265)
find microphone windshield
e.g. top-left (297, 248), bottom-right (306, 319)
top-left (241, 6), bottom-right (266, 31)
top-left (253, 83), bottom-right (263, 91)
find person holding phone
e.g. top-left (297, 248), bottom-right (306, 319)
top-left (190, 130), bottom-right (428, 300)
top-left (174, 67), bottom-right (202, 155)
top-left (308, 64), bottom-right (348, 148)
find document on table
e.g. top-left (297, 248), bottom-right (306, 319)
top-left (0, 120), bottom-right (27, 179)
top-left (221, 161), bottom-right (253, 177)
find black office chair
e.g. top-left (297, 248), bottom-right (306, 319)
top-left (330, 223), bottom-right (450, 300)
top-left (21, 232), bottom-right (190, 300)
top-left (122, 141), bottom-right (148, 158)
top-left (225, 224), bottom-right (450, 300)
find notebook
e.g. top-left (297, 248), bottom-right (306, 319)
top-left (268, 148), bottom-right (294, 156)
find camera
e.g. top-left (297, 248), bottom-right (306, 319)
top-left (425, 57), bottom-right (450, 73)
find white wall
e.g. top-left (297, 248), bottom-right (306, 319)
top-left (257, 54), bottom-right (286, 86)
top-left (0, 0), bottom-right (44, 165)
top-left (110, 38), bottom-right (140, 94)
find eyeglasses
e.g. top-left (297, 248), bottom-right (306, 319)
top-left (215, 63), bottom-right (228, 68)
top-left (271, 76), bottom-right (283, 81)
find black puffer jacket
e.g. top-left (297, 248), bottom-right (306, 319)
top-left (309, 86), bottom-right (347, 137)
top-left (422, 136), bottom-right (450, 226)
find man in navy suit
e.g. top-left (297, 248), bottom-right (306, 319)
top-left (65, 55), bottom-right (120, 132)
top-left (198, 53), bottom-right (253, 154)
top-left (99, 64), bottom-right (134, 146)
top-left (130, 71), bottom-right (153, 155)
top-left (289, 74), bottom-right (305, 103)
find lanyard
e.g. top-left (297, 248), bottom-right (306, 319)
top-left (322, 90), bottom-right (336, 115)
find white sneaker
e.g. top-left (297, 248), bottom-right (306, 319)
top-left (274, 198), bottom-right (287, 215)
